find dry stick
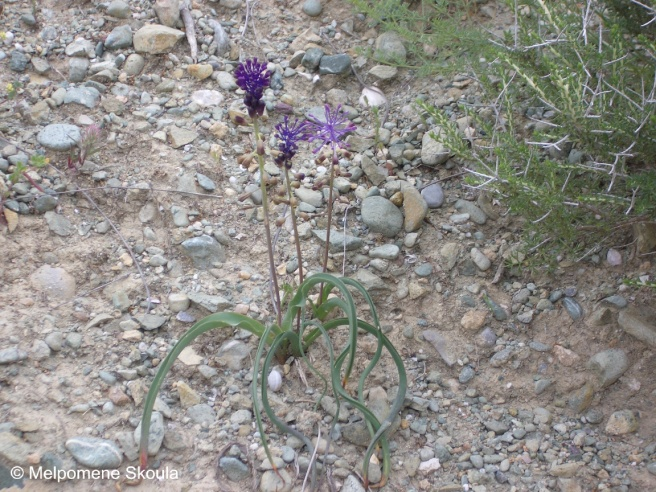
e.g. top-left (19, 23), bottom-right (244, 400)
top-left (301, 425), bottom-right (321, 492)
top-left (179, 0), bottom-right (197, 63)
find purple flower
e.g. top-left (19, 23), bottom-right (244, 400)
top-left (306, 105), bottom-right (356, 152)
top-left (234, 58), bottom-right (271, 118)
top-left (274, 117), bottom-right (309, 169)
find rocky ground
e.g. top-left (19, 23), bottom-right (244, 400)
top-left (0, 0), bottom-right (655, 491)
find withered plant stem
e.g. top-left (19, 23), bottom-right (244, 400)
top-left (253, 119), bottom-right (282, 327)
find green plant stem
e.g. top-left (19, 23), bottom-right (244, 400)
top-left (284, 167), bottom-right (304, 285)
top-left (253, 118), bottom-right (282, 327)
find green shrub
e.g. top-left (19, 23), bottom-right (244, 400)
top-left (419, 0), bottom-right (656, 268)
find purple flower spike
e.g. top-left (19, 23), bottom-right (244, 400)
top-left (307, 105), bottom-right (356, 151)
top-left (234, 58), bottom-right (271, 118)
top-left (274, 116), bottom-right (310, 169)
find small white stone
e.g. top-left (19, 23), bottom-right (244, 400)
top-left (267, 370), bottom-right (283, 392)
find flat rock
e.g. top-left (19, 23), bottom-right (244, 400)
top-left (360, 154), bottom-right (387, 186)
top-left (312, 229), bottom-right (363, 253)
top-left (618, 306), bottom-right (656, 347)
top-left (368, 65), bottom-right (398, 81)
top-left (587, 349), bottom-right (629, 389)
top-left (134, 24), bottom-right (185, 54)
top-left (423, 330), bottom-right (455, 366)
top-left (169, 127), bottom-right (198, 148)
top-left (137, 314), bottom-right (169, 331)
top-left (30, 265), bottom-right (76, 300)
top-left (402, 187), bottom-right (428, 232)
top-left (361, 196), bottom-right (403, 237)
top-left (187, 291), bottom-right (232, 312)
top-left (188, 403), bottom-right (216, 425)
top-left (37, 124), bottom-right (81, 151)
top-left (294, 187), bottom-right (323, 207)
top-left (421, 127), bottom-right (450, 166)
top-left (181, 235), bottom-right (226, 269)
top-left (191, 90), bottom-right (224, 107)
top-left (370, 244), bottom-right (400, 260)
top-left (351, 269), bottom-right (391, 295)
top-left (217, 340), bottom-right (250, 370)
top-left (64, 87), bottom-right (100, 108)
top-left (65, 437), bottom-right (122, 469)
top-left (0, 347), bottom-right (28, 365)
top-left (319, 54), bottom-right (352, 75)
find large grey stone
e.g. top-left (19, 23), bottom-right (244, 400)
top-left (421, 183), bottom-right (444, 208)
top-left (361, 196), bottom-right (403, 237)
top-left (219, 457), bottom-right (250, 481)
top-left (181, 235), bottom-right (226, 269)
top-left (68, 57), bottom-right (90, 83)
top-left (65, 437), bottom-right (122, 469)
top-left (107, 0), bottom-right (130, 18)
top-left (37, 124), bottom-right (81, 151)
top-left (360, 155), bottom-right (387, 186)
top-left (217, 340), bottom-right (250, 370)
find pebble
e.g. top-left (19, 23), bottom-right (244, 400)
top-left (134, 412), bottom-right (165, 455)
top-left (454, 199), bottom-right (487, 225)
top-left (470, 248), bottom-right (491, 271)
top-left (181, 235), bottom-right (226, 269)
top-left (219, 457), bottom-right (250, 481)
top-left (187, 404), bottom-right (216, 425)
top-left (605, 410), bottom-right (639, 435)
top-left (562, 297), bottom-right (584, 320)
top-left (0, 347), bottom-right (28, 365)
top-left (37, 124), bottom-right (81, 151)
top-left (260, 469), bottom-right (292, 492)
top-left (460, 310), bottom-right (487, 331)
top-left (375, 31), bottom-right (407, 64)
top-left (65, 437), bottom-right (123, 469)
top-left (64, 87), bottom-right (101, 109)
top-left (421, 183), bottom-right (444, 208)
top-left (403, 187), bottom-right (428, 232)
top-left (618, 306), bottom-right (656, 347)
top-left (105, 25), bottom-right (133, 50)
top-left (134, 24), bottom-right (185, 54)
top-left (587, 349), bottom-right (629, 389)
top-left (369, 244), bottom-right (400, 260)
top-left (312, 229), bottom-right (363, 253)
top-left (459, 365), bottom-right (475, 383)
top-left (414, 263), bottom-right (433, 277)
top-left (302, 0), bottom-right (323, 17)
top-left (217, 340), bottom-right (250, 370)
top-left (319, 54), bottom-right (352, 75)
